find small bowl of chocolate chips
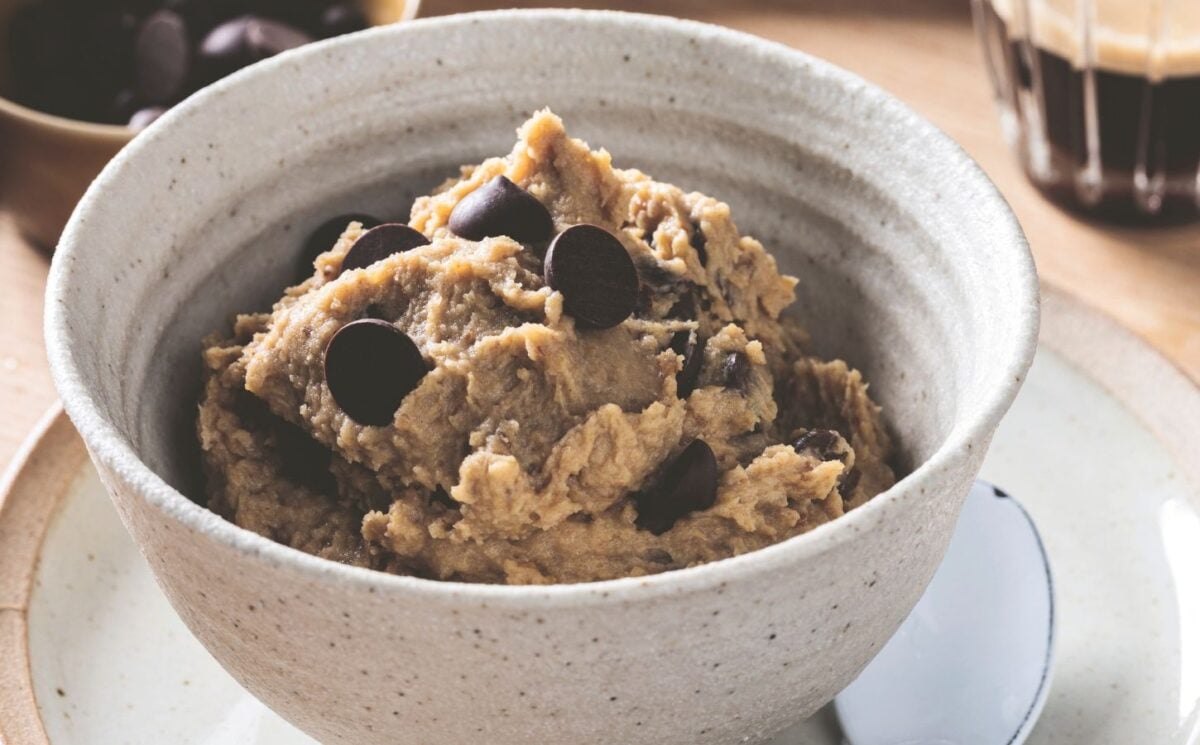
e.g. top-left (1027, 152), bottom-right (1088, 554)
top-left (0, 0), bottom-right (418, 247)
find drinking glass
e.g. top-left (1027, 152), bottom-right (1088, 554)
top-left (972, 0), bottom-right (1200, 220)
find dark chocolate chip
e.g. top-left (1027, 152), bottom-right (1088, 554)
top-left (301, 213), bottom-right (381, 274)
top-left (690, 222), bottom-right (708, 267)
top-left (324, 319), bottom-right (427, 426)
top-left (232, 387), bottom-right (273, 430)
top-left (448, 175), bottom-right (554, 244)
top-left (319, 2), bottom-right (369, 37)
top-left (840, 468), bottom-right (862, 498)
top-left (793, 429), bottom-right (840, 461)
top-left (198, 15), bottom-right (312, 83)
top-left (635, 439), bottom-right (718, 535)
top-left (670, 329), bottom-right (705, 398)
top-left (722, 351), bottom-right (751, 390)
top-left (430, 486), bottom-right (457, 509)
top-left (644, 548), bottom-right (674, 565)
top-left (134, 10), bottom-right (190, 105)
top-left (129, 106), bottom-right (167, 130)
top-left (544, 224), bottom-right (639, 330)
top-left (341, 223), bottom-right (430, 273)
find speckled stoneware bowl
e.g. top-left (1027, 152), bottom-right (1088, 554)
top-left (45, 10), bottom-right (1039, 745)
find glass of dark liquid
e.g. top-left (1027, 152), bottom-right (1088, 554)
top-left (972, 0), bottom-right (1200, 220)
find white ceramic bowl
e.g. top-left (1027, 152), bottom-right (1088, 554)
top-left (45, 10), bottom-right (1038, 745)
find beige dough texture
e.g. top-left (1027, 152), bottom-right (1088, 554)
top-left (197, 110), bottom-right (895, 584)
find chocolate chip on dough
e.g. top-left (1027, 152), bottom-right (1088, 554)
top-left (544, 224), bottom-right (639, 329)
top-left (670, 329), bottom-right (705, 398)
top-left (448, 175), bottom-right (554, 243)
top-left (690, 221), bottom-right (708, 267)
top-left (324, 319), bottom-right (427, 426)
top-left (793, 429), bottom-right (841, 461)
top-left (635, 439), bottom-right (718, 535)
top-left (341, 223), bottom-right (430, 273)
top-left (301, 213), bottom-right (382, 274)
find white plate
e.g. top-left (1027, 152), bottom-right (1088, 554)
top-left (2, 289), bottom-right (1198, 745)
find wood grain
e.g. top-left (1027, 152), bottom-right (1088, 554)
top-left (0, 213), bottom-right (57, 476)
top-left (2, 0), bottom-right (1198, 472)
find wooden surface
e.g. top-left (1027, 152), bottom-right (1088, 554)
top-left (2, 0), bottom-right (1199, 473)
top-left (0, 214), bottom-right (56, 476)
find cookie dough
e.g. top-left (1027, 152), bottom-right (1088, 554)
top-left (197, 110), bottom-right (895, 584)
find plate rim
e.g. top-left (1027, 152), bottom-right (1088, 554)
top-left (2, 286), bottom-right (1198, 743)
top-left (0, 404), bottom-right (84, 745)
top-left (1037, 289), bottom-right (1200, 485)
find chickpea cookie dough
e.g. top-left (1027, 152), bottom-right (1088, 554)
top-left (197, 110), bottom-right (896, 585)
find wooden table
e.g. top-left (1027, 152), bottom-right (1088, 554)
top-left (2, 0), bottom-right (1198, 472)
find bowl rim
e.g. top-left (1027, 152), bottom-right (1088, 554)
top-left (45, 8), bottom-right (1040, 606)
top-left (0, 93), bottom-right (132, 140)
